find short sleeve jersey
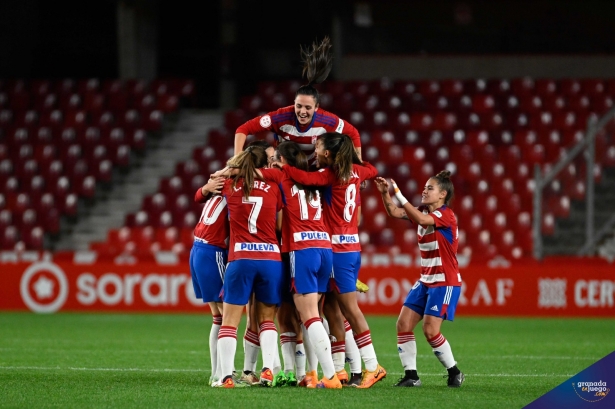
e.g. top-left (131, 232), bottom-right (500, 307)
top-left (192, 188), bottom-right (229, 249)
top-left (236, 106), bottom-right (361, 162)
top-left (222, 177), bottom-right (283, 262)
top-left (261, 168), bottom-right (331, 253)
top-left (416, 205), bottom-right (461, 287)
top-left (283, 162), bottom-right (377, 253)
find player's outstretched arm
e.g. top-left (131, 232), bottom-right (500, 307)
top-left (375, 177), bottom-right (407, 219)
top-left (233, 132), bottom-right (247, 156)
top-left (390, 179), bottom-right (434, 226)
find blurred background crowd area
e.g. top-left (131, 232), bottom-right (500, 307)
top-left (1, 0), bottom-right (615, 264)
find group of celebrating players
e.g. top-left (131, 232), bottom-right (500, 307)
top-left (189, 37), bottom-right (465, 389)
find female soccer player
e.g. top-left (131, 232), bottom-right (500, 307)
top-left (260, 140), bottom-right (342, 389)
top-left (274, 133), bottom-right (386, 389)
top-left (214, 145), bottom-right (284, 388)
top-left (189, 176), bottom-right (228, 386)
top-left (233, 37), bottom-right (362, 161)
top-left (374, 171), bottom-right (465, 388)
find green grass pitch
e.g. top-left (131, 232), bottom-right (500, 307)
top-left (1, 313), bottom-right (613, 408)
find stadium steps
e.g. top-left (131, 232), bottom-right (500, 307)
top-left (53, 109), bottom-right (223, 251)
top-left (543, 168), bottom-right (615, 255)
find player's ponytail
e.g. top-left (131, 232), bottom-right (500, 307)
top-left (233, 145), bottom-right (268, 199)
top-left (295, 36), bottom-right (333, 106)
top-left (277, 141), bottom-right (318, 201)
top-left (433, 170), bottom-right (455, 205)
top-left (319, 133), bottom-right (359, 184)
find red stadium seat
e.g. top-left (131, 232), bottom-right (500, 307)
top-left (559, 79), bottom-right (581, 96)
top-left (1, 225), bottom-right (18, 250)
top-left (535, 79), bottom-right (557, 97)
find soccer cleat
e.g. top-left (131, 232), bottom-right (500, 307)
top-left (273, 371), bottom-right (287, 387)
top-left (394, 376), bottom-right (422, 387)
top-left (239, 371), bottom-right (260, 386)
top-left (209, 375), bottom-right (219, 387)
top-left (316, 374), bottom-right (343, 389)
top-left (336, 369), bottom-right (348, 384)
top-left (347, 372), bottom-right (362, 387)
top-left (213, 376), bottom-right (235, 388)
top-left (260, 368), bottom-right (274, 387)
top-left (357, 364), bottom-right (387, 389)
top-left (447, 372), bottom-right (465, 387)
top-left (299, 370), bottom-right (318, 388)
top-left (286, 371), bottom-right (298, 386)
top-left (356, 279), bottom-right (369, 293)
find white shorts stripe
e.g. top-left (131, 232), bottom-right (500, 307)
top-left (216, 251), bottom-right (226, 281)
top-left (289, 251), bottom-right (296, 279)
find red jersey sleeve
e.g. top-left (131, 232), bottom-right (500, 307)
top-left (260, 168), bottom-right (285, 184)
top-left (341, 120), bottom-right (361, 148)
top-left (283, 166), bottom-right (335, 186)
top-left (357, 162), bottom-right (378, 181)
top-left (236, 106), bottom-right (287, 135)
top-left (194, 187), bottom-right (210, 203)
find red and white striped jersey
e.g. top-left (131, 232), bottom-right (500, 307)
top-left (222, 177), bottom-right (283, 262)
top-left (261, 168), bottom-right (331, 253)
top-left (236, 106), bottom-right (361, 162)
top-left (193, 188), bottom-right (229, 249)
top-left (416, 205), bottom-right (461, 287)
top-left (283, 162), bottom-right (377, 253)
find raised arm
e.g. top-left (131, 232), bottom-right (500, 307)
top-left (234, 132), bottom-right (248, 155)
top-left (374, 177), bottom-right (408, 219)
top-left (390, 179), bottom-right (435, 226)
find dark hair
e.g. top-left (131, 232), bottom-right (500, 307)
top-left (277, 141), bottom-right (318, 201)
top-left (432, 170), bottom-right (455, 205)
top-left (247, 139), bottom-right (272, 150)
top-left (318, 133), bottom-right (361, 184)
top-left (295, 36), bottom-right (333, 106)
top-left (232, 145), bottom-right (268, 199)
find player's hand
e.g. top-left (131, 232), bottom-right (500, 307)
top-left (390, 179), bottom-right (400, 192)
top-left (374, 177), bottom-right (390, 193)
top-left (270, 161), bottom-right (285, 169)
top-left (202, 176), bottom-right (225, 195)
top-left (360, 180), bottom-right (368, 190)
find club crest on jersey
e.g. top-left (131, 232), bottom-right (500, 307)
top-left (311, 135), bottom-right (318, 144)
top-left (235, 242), bottom-right (280, 252)
top-left (259, 115), bottom-right (272, 128)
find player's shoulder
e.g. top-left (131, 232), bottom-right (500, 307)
top-left (432, 205), bottom-right (456, 219)
top-left (313, 108), bottom-right (340, 126)
top-left (270, 105), bottom-right (295, 121)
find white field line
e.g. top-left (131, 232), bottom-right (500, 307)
top-left (0, 366), bottom-right (575, 377)
top-left (376, 353), bottom-right (598, 360)
top-left (0, 347), bottom-right (205, 354)
top-left (0, 348), bottom-right (599, 361)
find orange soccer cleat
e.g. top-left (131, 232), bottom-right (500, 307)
top-left (299, 370), bottom-right (318, 388)
top-left (316, 373), bottom-right (343, 389)
top-left (357, 364), bottom-right (387, 389)
top-left (336, 369), bottom-right (348, 385)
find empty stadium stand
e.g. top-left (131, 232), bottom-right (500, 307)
top-left (3, 76), bottom-right (614, 262)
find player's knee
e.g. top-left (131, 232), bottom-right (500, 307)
top-left (421, 322), bottom-right (439, 339)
